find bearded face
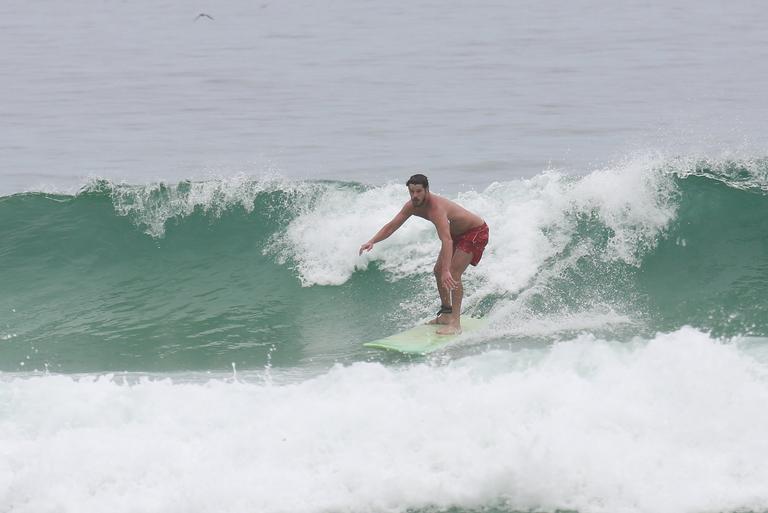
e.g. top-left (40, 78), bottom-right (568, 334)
top-left (408, 184), bottom-right (427, 207)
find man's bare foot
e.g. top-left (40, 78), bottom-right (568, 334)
top-left (436, 323), bottom-right (462, 335)
top-left (426, 314), bottom-right (451, 325)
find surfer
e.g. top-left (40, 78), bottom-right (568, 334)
top-left (359, 174), bottom-right (489, 335)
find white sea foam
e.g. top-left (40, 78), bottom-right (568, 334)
top-left (97, 153), bottom-right (675, 290)
top-left (104, 170), bottom-right (308, 238)
top-left (2, 327), bottom-right (768, 513)
top-left (274, 154), bottom-right (676, 285)
top-left (269, 155), bottom-right (678, 339)
top-left (266, 182), bottom-right (428, 286)
top-left (85, 156), bottom-right (677, 337)
top-left (67, 157), bottom-right (681, 340)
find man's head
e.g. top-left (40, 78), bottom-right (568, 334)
top-left (406, 174), bottom-right (429, 207)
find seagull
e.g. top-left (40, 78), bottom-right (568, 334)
top-left (194, 13), bottom-right (214, 21)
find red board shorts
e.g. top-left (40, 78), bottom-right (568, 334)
top-left (452, 222), bottom-right (489, 266)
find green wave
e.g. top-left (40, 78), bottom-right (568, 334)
top-left (639, 173), bottom-right (768, 335)
top-left (1, 166), bottom-right (768, 372)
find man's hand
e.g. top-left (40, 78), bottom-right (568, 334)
top-left (442, 271), bottom-right (458, 291)
top-left (359, 241), bottom-right (374, 255)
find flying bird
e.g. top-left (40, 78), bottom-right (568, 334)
top-left (194, 13), bottom-right (214, 21)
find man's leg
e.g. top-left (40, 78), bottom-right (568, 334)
top-left (428, 254), bottom-right (453, 325)
top-left (436, 249), bottom-right (473, 335)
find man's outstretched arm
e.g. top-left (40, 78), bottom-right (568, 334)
top-left (359, 206), bottom-right (411, 255)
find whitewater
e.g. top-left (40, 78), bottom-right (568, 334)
top-left (3, 329), bottom-right (768, 513)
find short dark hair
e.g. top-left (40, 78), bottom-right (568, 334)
top-left (406, 174), bottom-right (429, 189)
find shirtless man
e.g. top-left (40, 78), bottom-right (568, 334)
top-left (359, 174), bottom-right (489, 334)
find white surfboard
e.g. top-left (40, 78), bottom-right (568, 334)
top-left (363, 317), bottom-right (487, 354)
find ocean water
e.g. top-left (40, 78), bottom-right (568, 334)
top-left (3, 1), bottom-right (768, 512)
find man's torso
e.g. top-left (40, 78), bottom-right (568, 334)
top-left (410, 195), bottom-right (484, 236)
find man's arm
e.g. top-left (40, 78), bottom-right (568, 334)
top-left (359, 204), bottom-right (412, 255)
top-left (433, 214), bottom-right (458, 290)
